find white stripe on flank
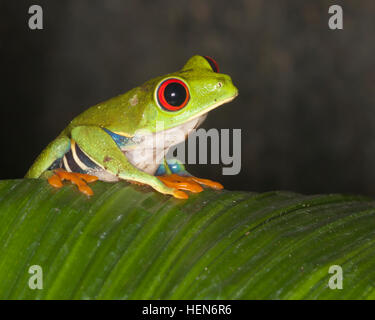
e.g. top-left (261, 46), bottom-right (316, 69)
top-left (63, 156), bottom-right (71, 172)
top-left (71, 140), bottom-right (89, 171)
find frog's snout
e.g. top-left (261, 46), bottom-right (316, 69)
top-left (218, 75), bottom-right (238, 99)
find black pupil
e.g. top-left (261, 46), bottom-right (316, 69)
top-left (164, 82), bottom-right (186, 106)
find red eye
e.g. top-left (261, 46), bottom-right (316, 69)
top-left (203, 56), bottom-right (219, 73)
top-left (156, 78), bottom-right (190, 111)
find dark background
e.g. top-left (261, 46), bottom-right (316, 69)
top-left (1, 0), bottom-right (375, 196)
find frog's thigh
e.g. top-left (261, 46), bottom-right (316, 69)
top-left (71, 126), bottom-right (177, 195)
top-left (25, 135), bottom-right (71, 178)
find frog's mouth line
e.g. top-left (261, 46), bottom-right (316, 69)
top-left (188, 92), bottom-right (238, 123)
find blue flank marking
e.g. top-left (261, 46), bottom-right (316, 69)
top-left (102, 128), bottom-right (131, 148)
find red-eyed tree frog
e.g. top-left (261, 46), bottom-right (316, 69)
top-left (25, 55), bottom-right (238, 199)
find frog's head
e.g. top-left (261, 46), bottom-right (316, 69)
top-left (138, 55), bottom-right (238, 133)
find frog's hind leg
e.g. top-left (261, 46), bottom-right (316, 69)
top-left (156, 158), bottom-right (224, 194)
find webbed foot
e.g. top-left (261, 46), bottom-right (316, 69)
top-left (157, 173), bottom-right (223, 196)
top-left (48, 169), bottom-right (98, 196)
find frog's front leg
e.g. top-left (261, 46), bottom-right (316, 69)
top-left (71, 126), bottom-right (188, 199)
top-left (155, 158), bottom-right (224, 193)
top-left (25, 135), bottom-right (71, 179)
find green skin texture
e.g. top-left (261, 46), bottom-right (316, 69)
top-left (25, 55), bottom-right (239, 197)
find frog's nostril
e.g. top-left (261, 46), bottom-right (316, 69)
top-left (217, 82), bottom-right (223, 88)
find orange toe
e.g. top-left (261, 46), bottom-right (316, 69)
top-left (173, 190), bottom-right (189, 199)
top-left (77, 184), bottom-right (94, 196)
top-left (48, 174), bottom-right (63, 188)
top-left (188, 177), bottom-right (224, 190)
top-left (158, 174), bottom-right (203, 193)
top-left (76, 172), bottom-right (99, 183)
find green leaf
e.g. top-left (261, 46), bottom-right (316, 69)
top-left (0, 179), bottom-right (374, 299)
